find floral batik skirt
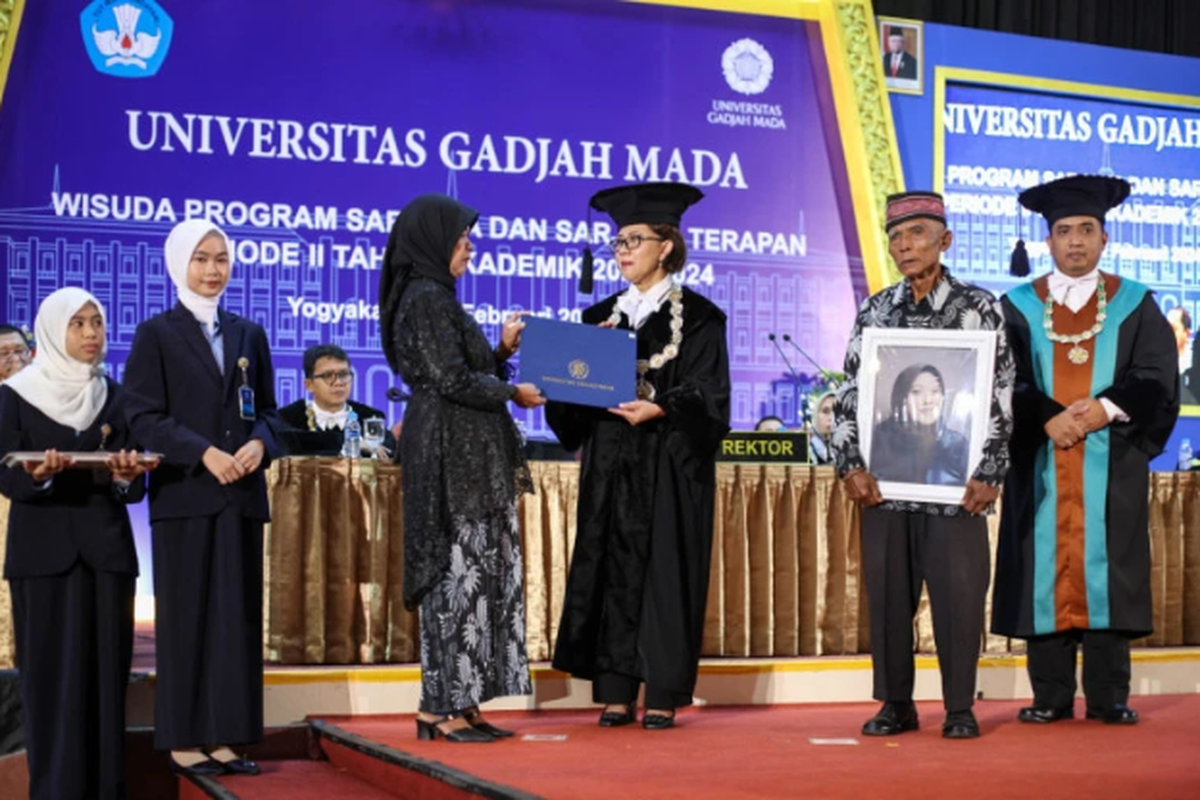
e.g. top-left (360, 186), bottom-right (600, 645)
top-left (418, 504), bottom-right (532, 713)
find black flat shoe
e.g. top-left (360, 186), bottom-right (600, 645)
top-left (642, 711), bottom-right (676, 730)
top-left (416, 714), bottom-right (496, 743)
top-left (1017, 704), bottom-right (1074, 723)
top-left (1085, 704), bottom-right (1139, 725)
top-left (462, 707), bottom-right (515, 738)
top-left (861, 701), bottom-right (919, 736)
top-left (942, 710), bottom-right (981, 739)
top-left (169, 756), bottom-right (226, 776)
top-left (221, 758), bottom-right (261, 775)
top-left (598, 703), bottom-right (636, 727)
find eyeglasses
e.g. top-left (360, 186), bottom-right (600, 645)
top-left (313, 370), bottom-right (354, 385)
top-left (0, 346), bottom-right (30, 360)
top-left (607, 234), bottom-right (666, 253)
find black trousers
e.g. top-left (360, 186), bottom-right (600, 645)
top-left (10, 562), bottom-right (135, 800)
top-left (861, 507), bottom-right (990, 713)
top-left (593, 672), bottom-right (691, 710)
top-left (152, 508), bottom-right (264, 750)
top-left (1026, 630), bottom-right (1132, 710)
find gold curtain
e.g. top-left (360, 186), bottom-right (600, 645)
top-left (0, 494), bottom-right (13, 668)
top-left (260, 461), bottom-right (1200, 664)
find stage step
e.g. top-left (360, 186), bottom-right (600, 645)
top-left (175, 720), bottom-right (539, 800)
top-left (177, 760), bottom-right (402, 800)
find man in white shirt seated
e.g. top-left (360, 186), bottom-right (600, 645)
top-left (277, 344), bottom-right (395, 457)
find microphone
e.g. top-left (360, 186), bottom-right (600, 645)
top-left (386, 387), bottom-right (411, 403)
top-left (782, 334), bottom-right (837, 382)
top-left (768, 333), bottom-right (803, 430)
top-left (768, 333), bottom-right (803, 384)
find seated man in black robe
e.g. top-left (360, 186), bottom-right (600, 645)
top-left (277, 344), bottom-right (395, 457)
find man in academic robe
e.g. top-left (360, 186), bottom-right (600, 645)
top-left (833, 191), bottom-right (1014, 739)
top-left (277, 344), bottom-right (395, 456)
top-left (0, 324), bottom-right (33, 383)
top-left (993, 175), bottom-right (1179, 725)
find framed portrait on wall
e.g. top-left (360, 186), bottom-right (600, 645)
top-left (878, 16), bottom-right (924, 96)
top-left (858, 327), bottom-right (997, 504)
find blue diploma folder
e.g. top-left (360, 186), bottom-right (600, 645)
top-left (520, 316), bottom-right (636, 407)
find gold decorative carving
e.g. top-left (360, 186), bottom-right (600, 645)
top-left (833, 0), bottom-right (904, 285)
top-left (0, 1), bottom-right (16, 61)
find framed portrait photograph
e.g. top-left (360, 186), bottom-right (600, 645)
top-left (878, 16), bottom-right (923, 96)
top-left (858, 328), bottom-right (997, 504)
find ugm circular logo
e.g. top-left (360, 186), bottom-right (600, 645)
top-left (80, 0), bottom-right (174, 79)
top-left (722, 38), bottom-right (774, 96)
top-left (568, 359), bottom-right (590, 380)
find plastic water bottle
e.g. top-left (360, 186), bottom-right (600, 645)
top-left (342, 409), bottom-right (362, 459)
top-left (1178, 438), bottom-right (1193, 472)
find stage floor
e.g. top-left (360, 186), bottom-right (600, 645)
top-left (191, 698), bottom-right (1200, 800)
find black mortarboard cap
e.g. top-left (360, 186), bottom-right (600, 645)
top-left (588, 182), bottom-right (704, 228)
top-left (1017, 174), bottom-right (1131, 228)
top-left (578, 182), bottom-right (704, 293)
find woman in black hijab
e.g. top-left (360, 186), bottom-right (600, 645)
top-left (869, 363), bottom-right (969, 486)
top-left (380, 193), bottom-right (544, 743)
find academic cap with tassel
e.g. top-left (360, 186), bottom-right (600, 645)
top-left (1010, 174), bottom-right (1131, 278)
top-left (578, 182), bottom-right (704, 293)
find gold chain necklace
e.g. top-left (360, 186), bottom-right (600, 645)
top-left (607, 284), bottom-right (684, 401)
top-left (1043, 278), bottom-right (1107, 365)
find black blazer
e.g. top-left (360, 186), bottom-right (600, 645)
top-left (277, 399), bottom-right (397, 454)
top-left (0, 379), bottom-right (144, 578)
top-left (122, 304), bottom-right (278, 523)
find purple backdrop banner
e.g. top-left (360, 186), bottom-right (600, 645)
top-left (0, 0), bottom-right (865, 598)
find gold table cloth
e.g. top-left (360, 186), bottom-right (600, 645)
top-left (261, 461), bottom-right (1200, 665)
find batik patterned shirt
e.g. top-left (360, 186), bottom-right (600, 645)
top-left (832, 269), bottom-right (1014, 516)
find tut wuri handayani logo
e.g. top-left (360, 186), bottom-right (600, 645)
top-left (80, 1), bottom-right (174, 78)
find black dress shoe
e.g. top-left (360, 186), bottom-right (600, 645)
top-left (942, 710), bottom-right (981, 739)
top-left (861, 702), bottom-right (919, 736)
top-left (462, 708), bottom-right (515, 738)
top-left (598, 704), bottom-right (636, 727)
top-left (1085, 704), bottom-right (1139, 725)
top-left (642, 711), bottom-right (676, 730)
top-left (416, 715), bottom-right (496, 743)
top-left (1017, 704), bottom-right (1074, 723)
top-left (169, 756), bottom-right (226, 776)
top-left (222, 758), bottom-right (261, 776)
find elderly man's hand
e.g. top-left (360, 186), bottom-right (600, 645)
top-left (843, 469), bottom-right (884, 506)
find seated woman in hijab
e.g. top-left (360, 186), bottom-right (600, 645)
top-left (809, 390), bottom-right (837, 466)
top-left (546, 182), bottom-right (731, 730)
top-left (0, 288), bottom-right (157, 800)
top-left (379, 193), bottom-right (544, 743)
top-left (869, 363), bottom-right (969, 486)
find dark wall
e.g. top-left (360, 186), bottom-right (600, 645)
top-left (872, 0), bottom-right (1200, 58)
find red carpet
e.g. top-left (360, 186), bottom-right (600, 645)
top-left (313, 696), bottom-right (1200, 800)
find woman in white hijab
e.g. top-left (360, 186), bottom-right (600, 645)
top-left (0, 288), bottom-right (156, 800)
top-left (123, 219), bottom-right (278, 776)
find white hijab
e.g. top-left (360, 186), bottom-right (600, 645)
top-left (5, 287), bottom-right (109, 432)
top-left (166, 218), bottom-right (233, 328)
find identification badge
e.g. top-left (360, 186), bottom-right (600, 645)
top-left (237, 357), bottom-right (255, 420)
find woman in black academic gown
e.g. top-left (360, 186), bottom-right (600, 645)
top-left (379, 193), bottom-right (544, 742)
top-left (546, 182), bottom-right (731, 729)
top-left (0, 288), bottom-right (157, 800)
top-left (123, 219), bottom-right (277, 775)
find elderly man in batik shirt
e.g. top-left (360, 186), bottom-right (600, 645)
top-left (832, 191), bottom-right (1014, 740)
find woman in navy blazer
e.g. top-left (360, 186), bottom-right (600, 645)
top-left (0, 288), bottom-right (156, 800)
top-left (123, 219), bottom-right (277, 776)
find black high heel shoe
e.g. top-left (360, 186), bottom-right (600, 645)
top-left (462, 707), bottom-right (515, 738)
top-left (415, 713), bottom-right (495, 743)
top-left (598, 703), bottom-right (636, 727)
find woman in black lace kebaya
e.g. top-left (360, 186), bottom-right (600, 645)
top-left (379, 193), bottom-right (544, 743)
